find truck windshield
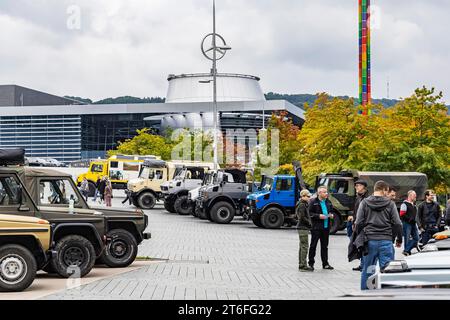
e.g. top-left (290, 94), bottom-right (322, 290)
top-left (318, 177), bottom-right (350, 194)
top-left (260, 177), bottom-right (274, 191)
top-left (139, 167), bottom-right (150, 179)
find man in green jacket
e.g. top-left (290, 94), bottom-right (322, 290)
top-left (296, 189), bottom-right (313, 272)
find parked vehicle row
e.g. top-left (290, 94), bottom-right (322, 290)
top-left (0, 149), bottom-right (151, 292)
top-left (126, 157), bottom-right (429, 236)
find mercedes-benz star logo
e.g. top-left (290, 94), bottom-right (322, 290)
top-left (201, 33), bottom-right (228, 61)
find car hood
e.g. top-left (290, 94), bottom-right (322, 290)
top-left (247, 191), bottom-right (270, 200)
top-left (406, 250), bottom-right (450, 269)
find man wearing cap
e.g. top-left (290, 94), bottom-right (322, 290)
top-left (296, 189), bottom-right (313, 271)
top-left (348, 179), bottom-right (369, 271)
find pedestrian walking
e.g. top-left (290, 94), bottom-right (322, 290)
top-left (400, 190), bottom-right (419, 256)
top-left (80, 178), bottom-right (89, 202)
top-left (418, 190), bottom-right (442, 245)
top-left (104, 178), bottom-right (112, 207)
top-left (93, 178), bottom-right (101, 203)
top-left (347, 179), bottom-right (369, 271)
top-left (98, 176), bottom-right (107, 204)
top-left (308, 186), bottom-right (334, 270)
top-left (355, 180), bottom-right (403, 290)
top-left (296, 189), bottom-right (313, 272)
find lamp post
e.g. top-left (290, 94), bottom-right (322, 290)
top-left (201, 0), bottom-right (231, 170)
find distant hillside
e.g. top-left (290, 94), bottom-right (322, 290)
top-left (64, 96), bottom-right (165, 105)
top-left (264, 92), bottom-right (398, 109)
top-left (65, 93), bottom-right (448, 113)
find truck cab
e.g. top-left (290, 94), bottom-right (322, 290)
top-left (197, 169), bottom-right (254, 224)
top-left (247, 175), bottom-right (298, 229)
top-left (77, 155), bottom-right (158, 196)
top-left (161, 163), bottom-right (215, 215)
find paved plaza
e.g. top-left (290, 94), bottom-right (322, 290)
top-left (42, 195), bottom-right (401, 300)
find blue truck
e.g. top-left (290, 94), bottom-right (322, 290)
top-left (245, 161), bottom-right (308, 229)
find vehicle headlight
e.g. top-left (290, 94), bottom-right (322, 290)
top-left (422, 244), bottom-right (438, 252)
top-left (381, 260), bottom-right (410, 273)
top-left (169, 182), bottom-right (174, 188)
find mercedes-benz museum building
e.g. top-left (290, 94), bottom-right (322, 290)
top-left (0, 73), bottom-right (304, 162)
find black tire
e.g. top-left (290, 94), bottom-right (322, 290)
top-left (137, 192), bottom-right (156, 209)
top-left (100, 229), bottom-right (138, 268)
top-left (164, 199), bottom-right (176, 213)
top-left (51, 235), bottom-right (96, 278)
top-left (174, 195), bottom-right (192, 216)
top-left (210, 201), bottom-right (236, 224)
top-left (261, 208), bottom-right (284, 229)
top-left (329, 212), bottom-right (342, 235)
top-left (252, 214), bottom-right (263, 228)
top-left (192, 204), bottom-right (201, 218)
top-left (87, 181), bottom-right (96, 197)
top-left (0, 245), bottom-right (37, 292)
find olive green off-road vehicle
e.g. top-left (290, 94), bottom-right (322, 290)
top-left (21, 167), bottom-right (151, 268)
top-left (0, 149), bottom-right (107, 278)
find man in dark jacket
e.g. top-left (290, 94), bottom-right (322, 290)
top-left (308, 186), bottom-right (334, 270)
top-left (418, 190), bottom-right (442, 245)
top-left (400, 190), bottom-right (418, 255)
top-left (348, 179), bottom-right (369, 271)
top-left (296, 189), bottom-right (313, 272)
top-left (355, 180), bottom-right (403, 290)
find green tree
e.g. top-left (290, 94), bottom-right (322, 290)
top-left (366, 87), bottom-right (450, 192)
top-left (108, 128), bottom-right (174, 160)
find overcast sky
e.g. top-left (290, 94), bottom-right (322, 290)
top-left (0, 0), bottom-right (448, 102)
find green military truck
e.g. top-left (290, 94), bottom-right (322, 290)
top-left (316, 170), bottom-right (428, 234)
top-left (21, 167), bottom-right (151, 268)
top-left (0, 214), bottom-right (52, 292)
top-left (0, 149), bottom-right (107, 278)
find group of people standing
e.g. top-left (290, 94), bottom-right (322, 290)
top-left (79, 176), bottom-right (113, 207)
top-left (296, 179), bottom-right (450, 290)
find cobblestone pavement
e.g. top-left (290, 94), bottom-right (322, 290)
top-left (44, 197), bottom-right (382, 300)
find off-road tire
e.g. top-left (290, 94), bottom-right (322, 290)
top-left (99, 229), bottom-right (138, 268)
top-left (192, 204), bottom-right (201, 218)
top-left (164, 199), bottom-right (176, 213)
top-left (210, 201), bottom-right (236, 224)
top-left (174, 195), bottom-right (192, 216)
top-left (51, 235), bottom-right (96, 278)
top-left (252, 214), bottom-right (263, 228)
top-left (0, 245), bottom-right (37, 292)
top-left (261, 208), bottom-right (284, 229)
top-left (137, 192), bottom-right (157, 210)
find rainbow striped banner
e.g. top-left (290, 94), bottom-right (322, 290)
top-left (359, 0), bottom-right (371, 115)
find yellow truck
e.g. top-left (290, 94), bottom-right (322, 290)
top-left (77, 154), bottom-right (159, 196)
top-left (0, 215), bottom-right (52, 292)
top-left (127, 160), bottom-right (215, 210)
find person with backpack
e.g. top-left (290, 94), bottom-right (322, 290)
top-left (355, 180), bottom-right (403, 290)
top-left (400, 190), bottom-right (419, 256)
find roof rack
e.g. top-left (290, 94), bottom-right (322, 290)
top-left (0, 149), bottom-right (25, 166)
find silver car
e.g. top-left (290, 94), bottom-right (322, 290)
top-left (367, 250), bottom-right (450, 290)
